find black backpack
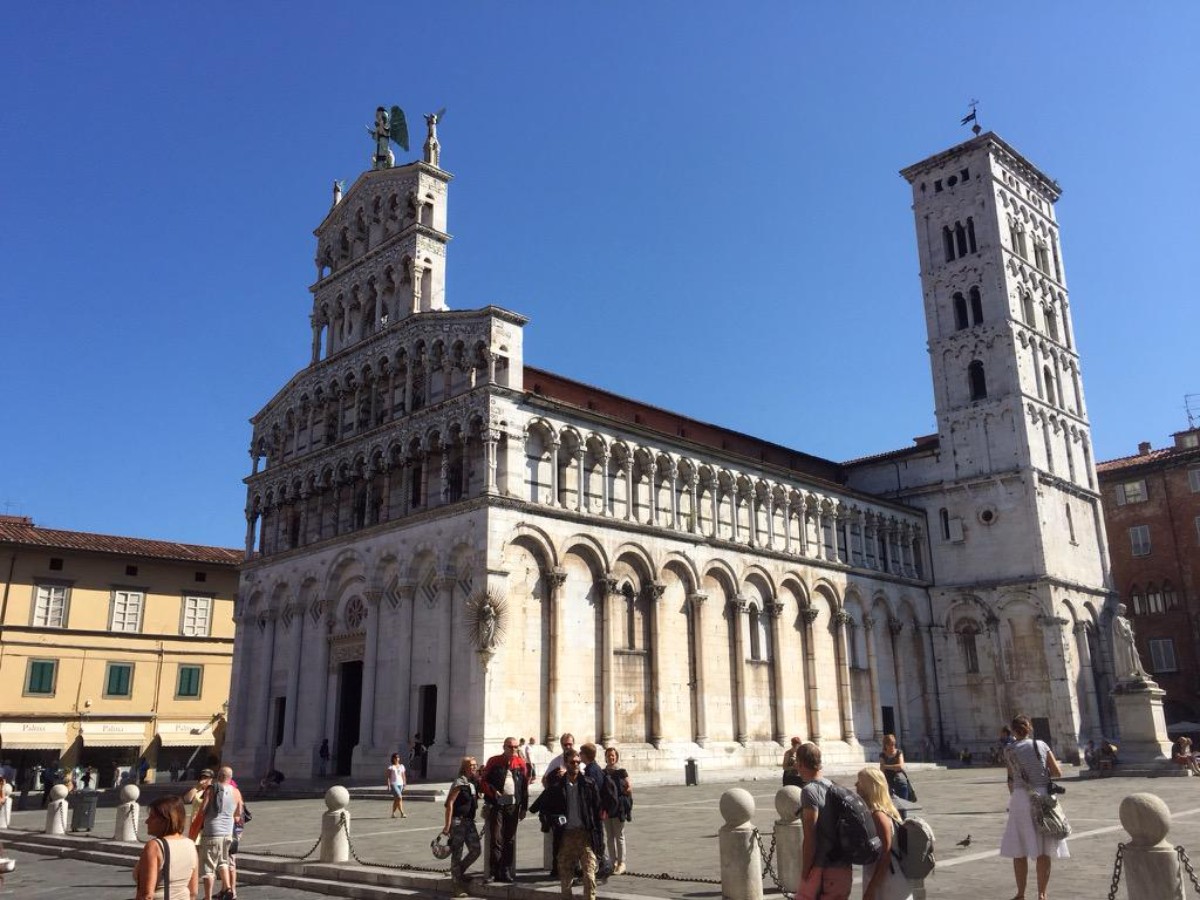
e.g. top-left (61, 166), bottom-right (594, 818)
top-left (818, 784), bottom-right (882, 866)
top-left (598, 771), bottom-right (622, 818)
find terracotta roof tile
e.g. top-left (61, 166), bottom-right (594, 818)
top-left (843, 434), bottom-right (940, 467)
top-left (1097, 447), bottom-right (1190, 474)
top-left (0, 522), bottom-right (242, 566)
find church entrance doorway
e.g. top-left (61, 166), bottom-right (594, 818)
top-left (336, 661), bottom-right (363, 776)
top-left (881, 706), bottom-right (895, 738)
top-left (418, 684), bottom-right (437, 745)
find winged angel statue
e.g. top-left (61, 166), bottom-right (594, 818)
top-left (368, 105), bottom-right (409, 170)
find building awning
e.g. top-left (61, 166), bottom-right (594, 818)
top-left (80, 721), bottom-right (147, 748)
top-left (156, 721), bottom-right (217, 747)
top-left (0, 721), bottom-right (70, 750)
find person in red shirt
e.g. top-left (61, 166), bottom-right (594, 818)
top-left (479, 737), bottom-right (529, 882)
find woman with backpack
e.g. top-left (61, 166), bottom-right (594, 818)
top-left (602, 746), bottom-right (633, 875)
top-left (855, 768), bottom-right (912, 900)
top-left (878, 734), bottom-right (915, 802)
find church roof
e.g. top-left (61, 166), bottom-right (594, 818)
top-left (841, 434), bottom-right (940, 467)
top-left (523, 366), bottom-right (845, 484)
top-left (0, 516), bottom-right (241, 565)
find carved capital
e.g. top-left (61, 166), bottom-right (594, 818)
top-left (644, 582), bottom-right (666, 603)
top-left (598, 575), bottom-right (620, 597)
top-left (833, 609), bottom-right (852, 628)
top-left (543, 568), bottom-right (568, 590)
top-left (764, 599), bottom-right (784, 620)
top-left (888, 616), bottom-right (904, 636)
top-left (728, 595), bottom-right (749, 615)
top-left (863, 615), bottom-right (877, 630)
top-left (363, 589), bottom-right (383, 607)
top-left (1073, 621), bottom-right (1089, 635)
top-left (800, 606), bottom-right (819, 626)
top-left (394, 582), bottom-right (417, 602)
top-left (687, 591), bottom-right (708, 608)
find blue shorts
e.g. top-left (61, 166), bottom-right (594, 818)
top-left (390, 783), bottom-right (404, 798)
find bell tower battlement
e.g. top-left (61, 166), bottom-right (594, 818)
top-left (308, 151), bottom-right (452, 364)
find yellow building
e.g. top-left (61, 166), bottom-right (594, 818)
top-left (0, 515), bottom-right (240, 785)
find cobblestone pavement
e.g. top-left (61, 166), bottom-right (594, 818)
top-left (6, 765), bottom-right (1200, 899)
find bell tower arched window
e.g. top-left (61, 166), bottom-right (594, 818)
top-left (968, 361), bottom-right (987, 401)
top-left (953, 293), bottom-right (969, 330)
top-left (959, 623), bottom-right (980, 673)
top-left (969, 286), bottom-right (983, 325)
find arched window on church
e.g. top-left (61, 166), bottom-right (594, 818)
top-left (955, 222), bottom-right (968, 257)
top-left (1023, 292), bottom-right (1036, 326)
top-left (939, 507), bottom-right (950, 540)
top-left (969, 286), bottom-right (983, 325)
top-left (1043, 367), bottom-right (1056, 406)
top-left (959, 623), bottom-right (981, 673)
top-left (953, 293), bottom-right (969, 330)
top-left (622, 583), bottom-right (638, 649)
top-left (967, 216), bottom-right (977, 253)
top-left (968, 361), bottom-right (987, 401)
top-left (943, 226), bottom-right (955, 263)
top-left (409, 462), bottom-right (423, 509)
top-left (748, 603), bottom-right (763, 661)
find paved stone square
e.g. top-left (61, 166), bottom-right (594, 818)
top-left (6, 765), bottom-right (1200, 899)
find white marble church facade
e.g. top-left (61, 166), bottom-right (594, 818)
top-left (226, 127), bottom-right (1115, 780)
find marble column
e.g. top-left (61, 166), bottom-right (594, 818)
top-left (689, 474), bottom-right (700, 534)
top-left (689, 592), bottom-right (709, 745)
top-left (833, 610), bottom-right (856, 742)
top-left (1074, 622), bottom-right (1103, 742)
top-left (730, 596), bottom-right (749, 745)
top-left (800, 606), bottom-right (821, 741)
top-left (599, 575), bottom-right (619, 745)
top-left (549, 439), bottom-right (561, 506)
top-left (622, 461), bottom-right (634, 522)
top-left (575, 448), bottom-right (586, 513)
top-left (484, 430), bottom-right (500, 495)
top-left (888, 617), bottom-right (910, 743)
top-left (646, 582), bottom-right (666, 747)
top-left (863, 615), bottom-right (883, 742)
top-left (765, 599), bottom-right (786, 743)
top-left (543, 568), bottom-right (568, 745)
top-left (358, 591), bottom-right (382, 752)
top-left (283, 602), bottom-right (306, 747)
top-left (313, 613), bottom-right (334, 758)
top-left (259, 610), bottom-right (279, 751)
top-left (434, 575), bottom-right (456, 748)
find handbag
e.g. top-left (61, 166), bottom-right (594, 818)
top-left (1015, 740), bottom-right (1072, 839)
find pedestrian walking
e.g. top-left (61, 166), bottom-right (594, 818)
top-left (540, 748), bottom-right (603, 900)
top-left (856, 768), bottom-right (912, 900)
top-left (410, 733), bottom-right (429, 782)
top-left (318, 738), bottom-right (330, 777)
top-left (1000, 714), bottom-right (1068, 900)
top-left (602, 746), bottom-right (632, 875)
top-left (442, 756), bottom-right (482, 897)
top-left (195, 765), bottom-right (244, 900)
top-left (387, 752), bottom-right (408, 818)
top-left (134, 795), bottom-right (199, 900)
top-left (878, 734), bottom-right (915, 801)
top-left (796, 742), bottom-right (852, 900)
top-left (782, 736), bottom-right (804, 787)
top-left (480, 736), bottom-right (529, 883)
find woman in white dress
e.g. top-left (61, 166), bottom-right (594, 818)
top-left (1000, 715), bottom-right (1068, 900)
top-left (855, 768), bottom-right (912, 900)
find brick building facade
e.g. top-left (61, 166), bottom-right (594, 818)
top-left (1098, 426), bottom-right (1200, 723)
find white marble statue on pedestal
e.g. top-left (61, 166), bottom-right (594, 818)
top-left (1111, 603), bottom-right (1149, 682)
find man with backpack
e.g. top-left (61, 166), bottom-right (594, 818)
top-left (796, 742), bottom-right (855, 900)
top-left (578, 743), bottom-right (613, 878)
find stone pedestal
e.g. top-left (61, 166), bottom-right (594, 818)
top-left (319, 786), bottom-right (351, 863)
top-left (773, 786), bottom-right (803, 894)
top-left (1113, 679), bottom-right (1172, 763)
top-left (718, 789), bottom-right (762, 900)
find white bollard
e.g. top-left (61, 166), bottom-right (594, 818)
top-left (44, 784), bottom-right (69, 834)
top-left (320, 785), bottom-right (351, 863)
top-left (773, 786), bottom-right (803, 894)
top-left (0, 782), bottom-right (12, 828)
top-left (114, 784), bottom-right (141, 842)
top-left (719, 788), bottom-right (762, 900)
top-left (1119, 793), bottom-right (1184, 900)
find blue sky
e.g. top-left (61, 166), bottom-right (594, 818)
top-left (2, 3), bottom-right (1196, 548)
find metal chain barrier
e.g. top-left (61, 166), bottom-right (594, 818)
top-left (1177, 845), bottom-right (1200, 897)
top-left (339, 812), bottom-right (449, 874)
top-left (1105, 842), bottom-right (1124, 900)
top-left (753, 827), bottom-right (794, 899)
top-left (255, 831), bottom-right (325, 862)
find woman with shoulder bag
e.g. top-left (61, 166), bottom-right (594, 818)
top-left (603, 746), bottom-right (633, 875)
top-left (1000, 714), bottom-right (1068, 900)
top-left (135, 795), bottom-right (199, 900)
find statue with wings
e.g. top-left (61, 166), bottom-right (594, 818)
top-left (367, 105), bottom-right (409, 170)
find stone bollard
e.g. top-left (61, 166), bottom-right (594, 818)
top-left (772, 785), bottom-right (803, 895)
top-left (320, 786), bottom-right (351, 863)
top-left (114, 784), bottom-right (141, 842)
top-left (44, 784), bottom-right (69, 835)
top-left (719, 788), bottom-right (762, 900)
top-left (1119, 793), bottom-right (1184, 900)
top-left (0, 782), bottom-right (12, 828)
